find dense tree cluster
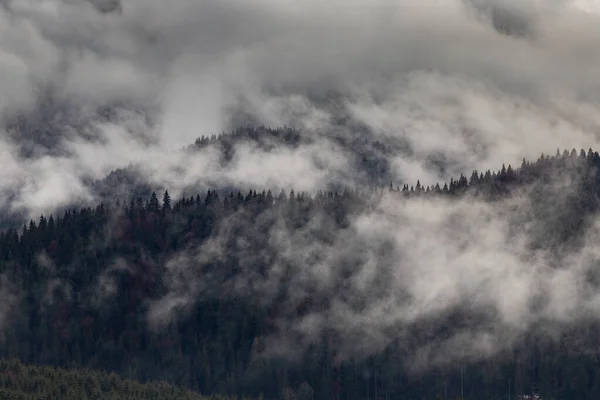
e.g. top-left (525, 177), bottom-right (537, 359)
top-left (396, 147), bottom-right (600, 198)
top-left (0, 147), bottom-right (600, 399)
top-left (0, 358), bottom-right (235, 399)
top-left (192, 126), bottom-right (303, 154)
top-left (191, 125), bottom-right (398, 185)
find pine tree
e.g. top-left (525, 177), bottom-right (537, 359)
top-left (162, 191), bottom-right (172, 213)
top-left (147, 192), bottom-right (160, 212)
top-left (469, 170), bottom-right (479, 186)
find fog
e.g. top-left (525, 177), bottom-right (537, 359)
top-left (2, 0), bottom-right (600, 370)
top-left (0, 0), bottom-right (599, 216)
top-left (146, 165), bottom-right (600, 368)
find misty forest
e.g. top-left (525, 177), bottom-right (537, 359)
top-left (3, 133), bottom-right (600, 400)
top-left (4, 0), bottom-right (600, 399)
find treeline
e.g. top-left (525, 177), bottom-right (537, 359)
top-left (395, 147), bottom-right (600, 197)
top-left (192, 126), bottom-right (303, 153)
top-left (0, 358), bottom-right (236, 400)
top-left (0, 148), bottom-right (599, 399)
top-left (191, 125), bottom-right (397, 184)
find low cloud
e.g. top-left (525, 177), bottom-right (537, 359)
top-left (146, 163), bottom-right (600, 369)
top-left (0, 0), bottom-right (599, 218)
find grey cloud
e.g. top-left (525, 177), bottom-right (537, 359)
top-left (1, 0), bottom-right (600, 218)
top-left (462, 0), bottom-right (541, 38)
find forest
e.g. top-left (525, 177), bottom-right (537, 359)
top-left (1, 127), bottom-right (600, 399)
top-left (2, 0), bottom-right (600, 398)
top-left (0, 358), bottom-right (236, 399)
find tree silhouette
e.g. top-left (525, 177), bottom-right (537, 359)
top-left (162, 190), bottom-right (171, 213)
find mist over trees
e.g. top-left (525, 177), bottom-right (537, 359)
top-left (2, 1), bottom-right (600, 399)
top-left (3, 0), bottom-right (600, 222)
top-left (1, 144), bottom-right (600, 399)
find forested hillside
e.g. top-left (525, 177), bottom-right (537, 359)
top-left (3, 0), bottom-right (600, 399)
top-left (0, 358), bottom-right (233, 400)
top-left (1, 147), bottom-right (600, 399)
top-left (89, 126), bottom-right (402, 205)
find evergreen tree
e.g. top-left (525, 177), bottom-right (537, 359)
top-left (147, 192), bottom-right (160, 212)
top-left (162, 190), bottom-right (172, 213)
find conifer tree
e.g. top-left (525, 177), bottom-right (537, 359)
top-left (162, 190), bottom-right (172, 212)
top-left (147, 192), bottom-right (160, 212)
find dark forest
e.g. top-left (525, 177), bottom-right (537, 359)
top-left (2, 132), bottom-right (600, 399)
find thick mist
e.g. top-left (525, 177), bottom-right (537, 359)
top-left (1, 0), bottom-right (600, 217)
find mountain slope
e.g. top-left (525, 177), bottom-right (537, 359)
top-left (1, 148), bottom-right (600, 399)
